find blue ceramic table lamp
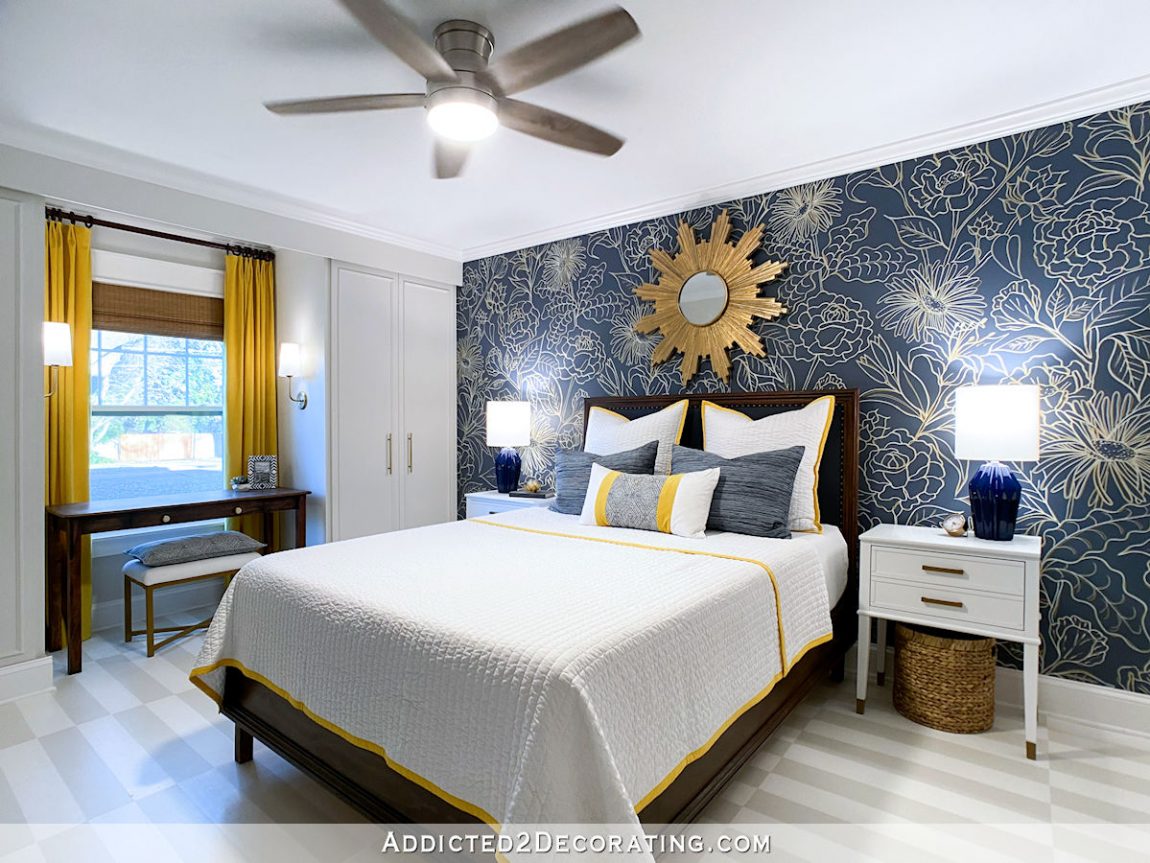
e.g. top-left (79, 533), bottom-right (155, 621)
top-left (486, 400), bottom-right (531, 493)
top-left (954, 385), bottom-right (1040, 541)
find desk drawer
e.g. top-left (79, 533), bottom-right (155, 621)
top-left (871, 578), bottom-right (1024, 631)
top-left (870, 546), bottom-right (1025, 597)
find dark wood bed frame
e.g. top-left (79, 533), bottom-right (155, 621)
top-left (222, 389), bottom-right (860, 828)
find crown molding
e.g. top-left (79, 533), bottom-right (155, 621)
top-left (0, 120), bottom-right (462, 262)
top-left (461, 73), bottom-right (1150, 261)
top-left (5, 73), bottom-right (1150, 266)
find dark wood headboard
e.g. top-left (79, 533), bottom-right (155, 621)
top-left (583, 390), bottom-right (860, 582)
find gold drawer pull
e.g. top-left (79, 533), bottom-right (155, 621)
top-left (921, 596), bottom-right (964, 608)
top-left (922, 564), bottom-right (964, 575)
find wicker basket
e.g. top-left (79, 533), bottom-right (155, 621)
top-left (892, 623), bottom-right (995, 733)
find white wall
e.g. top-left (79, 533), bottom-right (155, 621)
top-left (0, 143), bottom-right (461, 284)
top-left (0, 145), bottom-right (460, 699)
top-left (275, 249), bottom-right (330, 546)
top-left (0, 187), bottom-right (51, 702)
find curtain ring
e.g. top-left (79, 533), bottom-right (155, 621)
top-left (84, 215), bottom-right (94, 229)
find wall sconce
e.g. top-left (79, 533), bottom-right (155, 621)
top-left (43, 321), bottom-right (72, 399)
top-left (278, 342), bottom-right (308, 410)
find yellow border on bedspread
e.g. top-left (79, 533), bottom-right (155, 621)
top-left (187, 518), bottom-right (834, 829)
top-left (471, 518), bottom-right (834, 813)
top-left (188, 658), bottom-right (502, 828)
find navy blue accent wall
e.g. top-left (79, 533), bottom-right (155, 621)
top-left (458, 103), bottom-right (1150, 693)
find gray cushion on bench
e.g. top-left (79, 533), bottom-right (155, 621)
top-left (126, 530), bottom-right (265, 567)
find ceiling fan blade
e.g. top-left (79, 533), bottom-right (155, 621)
top-left (499, 99), bottom-right (623, 156)
top-left (336, 0), bottom-right (458, 82)
top-left (433, 139), bottom-right (470, 179)
top-left (265, 93), bottom-right (424, 115)
top-left (482, 6), bottom-right (639, 96)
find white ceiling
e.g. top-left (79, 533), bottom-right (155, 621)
top-left (3, 0), bottom-right (1150, 261)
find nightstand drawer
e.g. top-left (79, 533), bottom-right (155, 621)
top-left (870, 546), bottom-right (1025, 597)
top-left (466, 502), bottom-right (516, 517)
top-left (871, 578), bottom-right (1025, 630)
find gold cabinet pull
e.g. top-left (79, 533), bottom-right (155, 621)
top-left (386, 434), bottom-right (393, 475)
top-left (407, 433), bottom-right (413, 473)
top-left (921, 596), bottom-right (964, 608)
top-left (922, 564), bottom-right (964, 575)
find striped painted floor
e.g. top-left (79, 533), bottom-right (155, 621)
top-left (1, 626), bottom-right (1148, 861)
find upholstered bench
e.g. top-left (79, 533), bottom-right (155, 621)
top-left (122, 531), bottom-right (264, 656)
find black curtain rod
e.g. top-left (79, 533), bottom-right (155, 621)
top-left (44, 207), bottom-right (275, 261)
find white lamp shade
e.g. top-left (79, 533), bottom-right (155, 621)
top-left (486, 401), bottom-right (531, 447)
top-left (42, 322), bottom-right (72, 367)
top-left (954, 385), bottom-right (1040, 462)
top-left (278, 342), bottom-right (301, 378)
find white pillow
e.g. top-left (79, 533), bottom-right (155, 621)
top-left (578, 462), bottom-right (720, 539)
top-left (584, 400), bottom-right (688, 475)
top-left (702, 396), bottom-right (835, 533)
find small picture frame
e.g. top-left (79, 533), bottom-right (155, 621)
top-left (247, 455), bottom-right (278, 490)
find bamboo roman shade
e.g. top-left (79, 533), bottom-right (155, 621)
top-left (92, 282), bottom-right (224, 341)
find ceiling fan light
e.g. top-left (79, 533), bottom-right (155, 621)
top-left (427, 100), bottom-right (498, 142)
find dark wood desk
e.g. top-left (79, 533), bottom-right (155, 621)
top-left (45, 487), bottom-right (309, 674)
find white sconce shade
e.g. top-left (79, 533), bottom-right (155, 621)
top-left (42, 322), bottom-right (72, 367)
top-left (955, 385), bottom-right (1040, 462)
top-left (486, 401), bottom-right (531, 447)
top-left (278, 342), bottom-right (302, 378)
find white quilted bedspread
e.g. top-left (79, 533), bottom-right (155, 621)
top-left (191, 507), bottom-right (832, 830)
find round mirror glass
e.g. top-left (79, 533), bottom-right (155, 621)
top-left (678, 271), bottom-right (729, 325)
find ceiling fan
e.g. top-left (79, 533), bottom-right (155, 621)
top-left (265, 0), bottom-right (640, 178)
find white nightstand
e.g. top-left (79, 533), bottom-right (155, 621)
top-left (855, 524), bottom-right (1042, 759)
top-left (465, 490), bottom-right (554, 518)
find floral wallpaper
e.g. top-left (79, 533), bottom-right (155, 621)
top-left (457, 103), bottom-right (1150, 694)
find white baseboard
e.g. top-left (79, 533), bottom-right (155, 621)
top-left (0, 657), bottom-right (54, 705)
top-left (91, 579), bottom-right (227, 634)
top-left (995, 665), bottom-right (1150, 739)
top-left (857, 644), bottom-right (1150, 739)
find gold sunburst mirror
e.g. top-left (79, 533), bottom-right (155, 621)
top-left (634, 210), bottom-right (788, 384)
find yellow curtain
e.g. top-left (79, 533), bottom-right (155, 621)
top-left (224, 253), bottom-right (278, 543)
top-left (45, 221), bottom-right (93, 640)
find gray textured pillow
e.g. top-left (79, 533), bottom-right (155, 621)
top-left (126, 531), bottom-right (265, 567)
top-left (551, 441), bottom-right (659, 515)
top-left (671, 444), bottom-right (806, 538)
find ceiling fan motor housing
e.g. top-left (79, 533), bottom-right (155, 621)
top-left (433, 20), bottom-right (494, 75)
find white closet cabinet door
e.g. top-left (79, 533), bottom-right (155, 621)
top-left (330, 263), bottom-right (398, 540)
top-left (399, 278), bottom-right (456, 528)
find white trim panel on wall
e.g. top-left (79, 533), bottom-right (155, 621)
top-left (0, 187), bottom-right (47, 689)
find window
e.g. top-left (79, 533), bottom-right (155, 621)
top-left (89, 331), bottom-right (225, 500)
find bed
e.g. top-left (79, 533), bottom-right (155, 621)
top-left (190, 389), bottom-right (859, 831)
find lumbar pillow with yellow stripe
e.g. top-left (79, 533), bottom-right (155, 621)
top-left (578, 462), bottom-right (720, 538)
